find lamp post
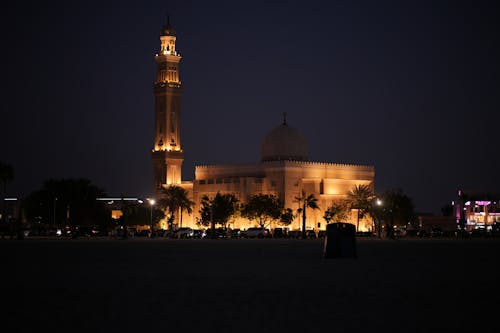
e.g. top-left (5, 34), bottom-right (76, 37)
top-left (376, 199), bottom-right (382, 238)
top-left (149, 199), bottom-right (155, 238)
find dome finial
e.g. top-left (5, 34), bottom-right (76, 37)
top-left (283, 112), bottom-right (287, 126)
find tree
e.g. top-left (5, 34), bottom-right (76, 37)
top-left (241, 194), bottom-right (282, 228)
top-left (279, 208), bottom-right (295, 227)
top-left (323, 200), bottom-right (349, 224)
top-left (178, 194), bottom-right (194, 228)
top-left (23, 178), bottom-right (109, 230)
top-left (157, 185), bottom-right (193, 230)
top-left (118, 196), bottom-right (135, 239)
top-left (197, 192), bottom-right (239, 237)
top-left (120, 202), bottom-right (165, 228)
top-left (294, 190), bottom-right (320, 238)
top-left (346, 184), bottom-right (373, 231)
top-left (378, 189), bottom-right (416, 239)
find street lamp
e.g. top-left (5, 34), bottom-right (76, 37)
top-left (375, 199), bottom-right (382, 238)
top-left (149, 199), bottom-right (155, 238)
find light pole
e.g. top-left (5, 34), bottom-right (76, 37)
top-left (149, 199), bottom-right (155, 238)
top-left (376, 199), bottom-right (382, 238)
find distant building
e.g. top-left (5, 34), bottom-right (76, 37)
top-left (1, 198), bottom-right (20, 224)
top-left (96, 197), bottom-right (143, 221)
top-left (452, 191), bottom-right (500, 230)
top-left (463, 200), bottom-right (500, 230)
top-left (151, 21), bottom-right (375, 231)
top-left (0, 198), bottom-right (21, 237)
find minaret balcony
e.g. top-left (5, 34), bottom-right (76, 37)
top-left (154, 82), bottom-right (182, 89)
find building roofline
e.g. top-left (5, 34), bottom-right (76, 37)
top-left (195, 160), bottom-right (374, 170)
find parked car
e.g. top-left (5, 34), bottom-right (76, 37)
top-left (176, 227), bottom-right (194, 239)
top-left (355, 231), bottom-right (372, 237)
top-left (430, 228), bottom-right (444, 238)
top-left (192, 229), bottom-right (206, 239)
top-left (272, 228), bottom-right (287, 238)
top-left (205, 228), bottom-right (227, 239)
top-left (228, 228), bottom-right (241, 238)
top-left (455, 229), bottom-right (471, 239)
top-left (72, 225), bottom-right (101, 238)
top-left (305, 230), bottom-right (317, 239)
top-left (288, 230), bottom-right (302, 239)
top-left (162, 230), bottom-right (176, 238)
top-left (135, 229), bottom-right (149, 237)
top-left (417, 230), bottom-right (428, 238)
top-left (470, 228), bottom-right (487, 238)
top-left (246, 227), bottom-right (269, 238)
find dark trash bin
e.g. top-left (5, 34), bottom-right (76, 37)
top-left (323, 222), bottom-right (357, 259)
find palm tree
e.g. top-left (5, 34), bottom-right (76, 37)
top-left (323, 200), bottom-right (349, 224)
top-left (346, 184), bottom-right (373, 231)
top-left (294, 190), bottom-right (319, 238)
top-left (158, 185), bottom-right (193, 230)
top-left (179, 194), bottom-right (194, 228)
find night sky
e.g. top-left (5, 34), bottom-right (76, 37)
top-left (2, 0), bottom-right (499, 214)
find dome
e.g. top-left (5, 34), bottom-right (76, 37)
top-left (261, 123), bottom-right (308, 162)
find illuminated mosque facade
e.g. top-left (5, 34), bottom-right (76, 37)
top-left (151, 22), bottom-right (375, 232)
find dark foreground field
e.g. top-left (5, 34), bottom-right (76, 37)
top-left (1, 238), bottom-right (499, 333)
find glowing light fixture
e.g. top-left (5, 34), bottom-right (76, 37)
top-left (149, 199), bottom-right (156, 238)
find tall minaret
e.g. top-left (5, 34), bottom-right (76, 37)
top-left (152, 18), bottom-right (183, 194)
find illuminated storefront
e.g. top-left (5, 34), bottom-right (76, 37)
top-left (464, 200), bottom-right (499, 230)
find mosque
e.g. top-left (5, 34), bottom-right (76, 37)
top-left (151, 21), bottom-right (375, 232)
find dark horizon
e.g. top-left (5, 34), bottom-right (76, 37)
top-left (2, 0), bottom-right (499, 214)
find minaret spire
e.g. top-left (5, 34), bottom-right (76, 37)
top-left (165, 13), bottom-right (172, 29)
top-left (161, 12), bottom-right (175, 36)
top-left (152, 20), bottom-right (183, 192)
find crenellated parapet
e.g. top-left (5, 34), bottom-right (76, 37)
top-left (264, 160), bottom-right (375, 170)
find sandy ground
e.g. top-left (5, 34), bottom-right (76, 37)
top-left (1, 237), bottom-right (499, 333)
